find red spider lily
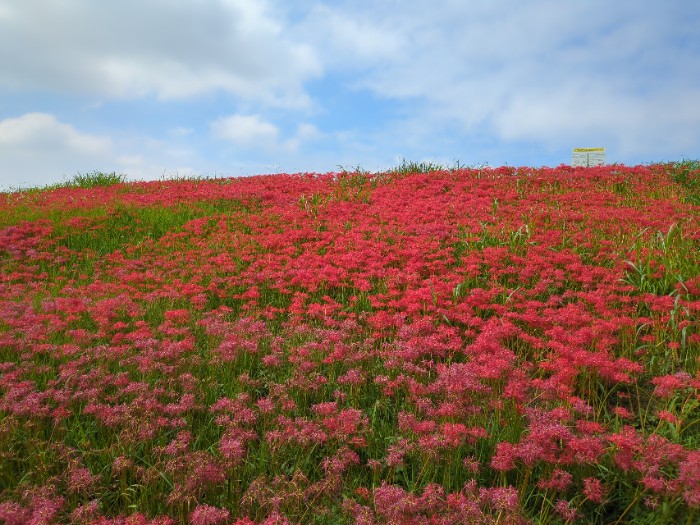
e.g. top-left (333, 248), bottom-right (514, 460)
top-left (1, 164), bottom-right (699, 523)
top-left (189, 504), bottom-right (230, 525)
top-left (582, 476), bottom-right (606, 504)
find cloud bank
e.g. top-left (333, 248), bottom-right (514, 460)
top-left (1, 0), bottom-right (699, 188)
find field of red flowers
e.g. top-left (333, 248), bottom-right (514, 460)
top-left (1, 163), bottom-right (699, 524)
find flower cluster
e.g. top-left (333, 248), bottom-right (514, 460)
top-left (1, 164), bottom-right (699, 523)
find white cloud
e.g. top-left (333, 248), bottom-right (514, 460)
top-left (116, 154), bottom-right (144, 168)
top-left (282, 123), bottom-right (322, 152)
top-left (295, 123), bottom-right (320, 141)
top-left (0, 113), bottom-right (206, 190)
top-left (0, 113), bottom-right (113, 188)
top-left (210, 114), bottom-right (280, 148)
top-left (299, 4), bottom-right (405, 68)
top-left (0, 113), bottom-right (111, 154)
top-left (493, 86), bottom-right (700, 154)
top-left (210, 114), bottom-right (322, 153)
top-left (0, 0), bottom-right (322, 107)
top-left (295, 0), bottom-right (700, 160)
top-left (0, 3), bottom-right (13, 21)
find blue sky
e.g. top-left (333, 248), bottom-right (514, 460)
top-left (1, 0), bottom-right (699, 190)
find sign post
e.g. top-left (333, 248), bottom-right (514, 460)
top-left (572, 147), bottom-right (605, 167)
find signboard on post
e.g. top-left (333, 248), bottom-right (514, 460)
top-left (572, 147), bottom-right (605, 167)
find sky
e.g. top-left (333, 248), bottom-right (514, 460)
top-left (1, 0), bottom-right (699, 190)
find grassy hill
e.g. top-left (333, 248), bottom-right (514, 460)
top-left (1, 162), bottom-right (699, 524)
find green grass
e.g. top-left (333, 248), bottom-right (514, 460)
top-left (623, 223), bottom-right (700, 298)
top-left (2, 171), bottom-right (128, 194)
top-left (65, 171), bottom-right (128, 189)
top-left (666, 159), bottom-right (700, 205)
top-left (1, 162), bottom-right (699, 524)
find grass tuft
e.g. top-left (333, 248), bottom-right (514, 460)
top-left (666, 159), bottom-right (700, 205)
top-left (66, 171), bottom-right (127, 189)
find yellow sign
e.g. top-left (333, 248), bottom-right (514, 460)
top-left (572, 147), bottom-right (605, 167)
